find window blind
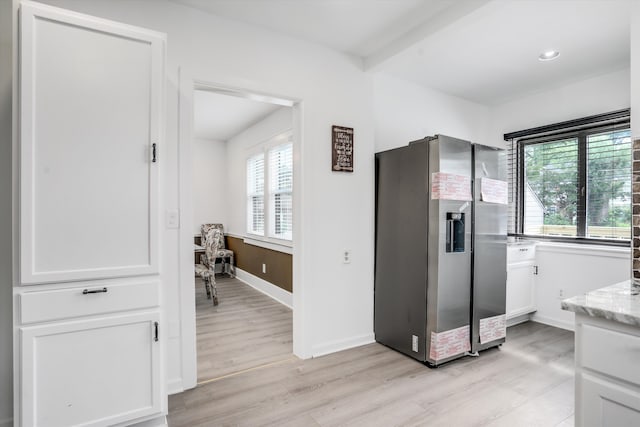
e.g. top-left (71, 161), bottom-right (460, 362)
top-left (585, 129), bottom-right (631, 239)
top-left (247, 153), bottom-right (265, 235)
top-left (269, 142), bottom-right (293, 240)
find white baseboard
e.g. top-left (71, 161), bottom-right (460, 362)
top-left (506, 313), bottom-right (532, 327)
top-left (531, 314), bottom-right (574, 332)
top-left (234, 268), bottom-right (292, 309)
top-left (167, 379), bottom-right (185, 395)
top-left (311, 333), bottom-right (375, 358)
top-left (128, 415), bottom-right (168, 427)
top-left (0, 417), bottom-right (12, 427)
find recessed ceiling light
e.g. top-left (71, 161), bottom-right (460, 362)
top-left (539, 50), bottom-right (560, 61)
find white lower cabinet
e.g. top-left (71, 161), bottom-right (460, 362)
top-left (20, 311), bottom-right (162, 427)
top-left (506, 243), bottom-right (537, 320)
top-left (16, 279), bottom-right (165, 426)
top-left (582, 374), bottom-right (640, 426)
top-left (575, 314), bottom-right (640, 426)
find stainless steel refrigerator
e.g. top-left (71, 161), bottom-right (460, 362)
top-left (374, 135), bottom-right (507, 366)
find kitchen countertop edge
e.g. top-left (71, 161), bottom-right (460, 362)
top-left (561, 280), bottom-right (640, 327)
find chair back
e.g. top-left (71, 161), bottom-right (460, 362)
top-left (201, 223), bottom-right (226, 249)
top-left (203, 227), bottom-right (223, 266)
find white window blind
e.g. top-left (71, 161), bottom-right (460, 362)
top-left (247, 153), bottom-right (265, 235)
top-left (269, 143), bottom-right (293, 240)
top-left (245, 131), bottom-right (294, 243)
top-left (586, 129), bottom-right (631, 239)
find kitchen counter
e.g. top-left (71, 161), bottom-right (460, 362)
top-left (561, 279), bottom-right (640, 327)
top-left (563, 279), bottom-right (640, 425)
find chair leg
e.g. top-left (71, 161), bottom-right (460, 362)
top-left (210, 271), bottom-right (218, 306)
top-left (204, 277), bottom-right (211, 299)
top-left (230, 255), bottom-right (236, 278)
top-left (212, 284), bottom-right (219, 306)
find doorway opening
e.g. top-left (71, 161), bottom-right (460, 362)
top-left (179, 79), bottom-right (301, 386)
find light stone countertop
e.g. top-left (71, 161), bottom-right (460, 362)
top-left (561, 280), bottom-right (640, 327)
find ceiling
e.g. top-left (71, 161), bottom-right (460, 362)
top-left (193, 90), bottom-right (282, 141)
top-left (171, 0), bottom-right (458, 57)
top-left (178, 0), bottom-right (631, 107)
top-left (381, 0), bottom-right (631, 105)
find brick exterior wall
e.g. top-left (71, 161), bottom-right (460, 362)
top-left (634, 139), bottom-right (640, 279)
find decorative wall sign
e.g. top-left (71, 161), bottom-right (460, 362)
top-left (332, 125), bottom-right (354, 172)
top-left (480, 178), bottom-right (508, 204)
top-left (431, 172), bottom-right (472, 201)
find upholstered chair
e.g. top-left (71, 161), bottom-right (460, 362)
top-left (200, 223), bottom-right (235, 277)
top-left (194, 227), bottom-right (223, 305)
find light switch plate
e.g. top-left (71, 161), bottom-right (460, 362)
top-left (166, 209), bottom-right (180, 229)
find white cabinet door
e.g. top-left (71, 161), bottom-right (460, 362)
top-left (506, 261), bottom-right (535, 319)
top-left (20, 312), bottom-right (162, 427)
top-left (581, 374), bottom-right (640, 427)
top-left (19, 1), bottom-right (164, 284)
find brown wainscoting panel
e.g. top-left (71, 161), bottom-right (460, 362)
top-left (226, 236), bottom-right (293, 293)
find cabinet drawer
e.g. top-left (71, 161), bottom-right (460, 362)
top-left (20, 280), bottom-right (160, 324)
top-left (581, 324), bottom-right (640, 385)
top-left (507, 244), bottom-right (536, 263)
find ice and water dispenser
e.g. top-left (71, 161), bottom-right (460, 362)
top-left (446, 212), bottom-right (465, 253)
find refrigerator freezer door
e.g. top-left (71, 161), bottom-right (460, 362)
top-left (426, 135), bottom-right (473, 365)
top-left (471, 144), bottom-right (508, 353)
top-left (374, 141), bottom-right (429, 361)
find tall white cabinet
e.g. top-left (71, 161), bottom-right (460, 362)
top-left (14, 2), bottom-right (166, 426)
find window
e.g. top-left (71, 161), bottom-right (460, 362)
top-left (507, 110), bottom-right (631, 244)
top-left (246, 131), bottom-right (293, 242)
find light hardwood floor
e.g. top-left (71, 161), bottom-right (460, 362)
top-left (195, 276), bottom-right (293, 383)
top-left (170, 310), bottom-right (575, 426)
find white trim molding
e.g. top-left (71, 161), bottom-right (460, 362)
top-left (531, 314), bottom-right (574, 332)
top-left (311, 333), bottom-right (376, 358)
top-left (535, 242), bottom-right (630, 259)
top-left (235, 268), bottom-right (292, 309)
top-left (242, 237), bottom-right (293, 254)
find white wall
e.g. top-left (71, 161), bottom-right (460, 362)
top-left (33, 0), bottom-right (375, 391)
top-left (192, 138), bottom-right (227, 235)
top-left (373, 72), bottom-right (491, 152)
top-left (0, 0), bottom-right (14, 424)
top-left (532, 243), bottom-right (630, 330)
top-left (488, 68), bottom-right (631, 145)
top-left (226, 107), bottom-right (292, 237)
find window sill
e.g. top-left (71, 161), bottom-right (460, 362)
top-left (228, 233), bottom-right (293, 255)
top-left (535, 241), bottom-right (630, 259)
top-left (510, 234), bottom-right (630, 248)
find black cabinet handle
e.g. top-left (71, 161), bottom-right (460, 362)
top-left (154, 322), bottom-right (159, 342)
top-left (82, 287), bottom-right (107, 295)
top-left (152, 143), bottom-right (157, 163)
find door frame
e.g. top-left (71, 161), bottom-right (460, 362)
top-left (177, 69), bottom-right (305, 390)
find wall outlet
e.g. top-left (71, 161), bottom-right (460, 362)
top-left (412, 335), bottom-right (418, 352)
top-left (262, 263), bottom-right (266, 274)
top-left (558, 288), bottom-right (565, 299)
top-left (343, 249), bottom-right (351, 264)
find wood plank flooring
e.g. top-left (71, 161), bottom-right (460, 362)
top-left (169, 320), bottom-right (575, 426)
top-left (195, 276), bottom-right (293, 383)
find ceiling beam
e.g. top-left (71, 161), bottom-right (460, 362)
top-left (364, 0), bottom-right (495, 71)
